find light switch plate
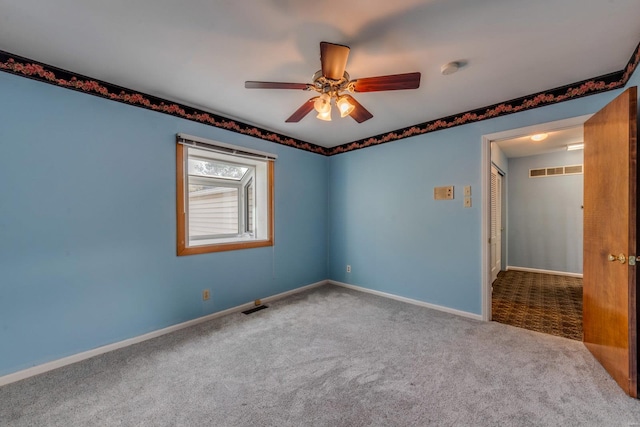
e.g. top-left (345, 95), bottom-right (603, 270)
top-left (434, 186), bottom-right (454, 200)
top-left (464, 197), bottom-right (472, 208)
top-left (464, 186), bottom-right (471, 196)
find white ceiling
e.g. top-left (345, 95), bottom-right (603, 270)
top-left (495, 126), bottom-right (584, 158)
top-left (0, 0), bottom-right (639, 148)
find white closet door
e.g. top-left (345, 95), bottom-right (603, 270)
top-left (490, 165), bottom-right (502, 283)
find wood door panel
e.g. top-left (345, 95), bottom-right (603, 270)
top-left (583, 86), bottom-right (637, 397)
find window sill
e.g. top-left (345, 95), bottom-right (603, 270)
top-left (190, 234), bottom-right (259, 246)
top-left (177, 238), bottom-right (273, 256)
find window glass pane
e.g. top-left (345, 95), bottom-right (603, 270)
top-left (188, 158), bottom-right (248, 181)
top-left (245, 179), bottom-right (254, 233)
top-left (178, 142), bottom-right (273, 255)
top-left (188, 184), bottom-right (238, 238)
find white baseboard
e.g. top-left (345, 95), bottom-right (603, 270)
top-left (328, 280), bottom-right (483, 321)
top-left (506, 266), bottom-right (583, 278)
top-left (259, 280), bottom-right (328, 304)
top-left (0, 280), bottom-right (327, 387)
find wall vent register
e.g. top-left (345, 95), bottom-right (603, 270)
top-left (529, 164), bottom-right (583, 178)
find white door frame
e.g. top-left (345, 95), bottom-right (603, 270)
top-left (490, 165), bottom-right (503, 283)
top-left (480, 114), bottom-right (593, 321)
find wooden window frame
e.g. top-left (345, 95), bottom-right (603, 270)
top-left (176, 144), bottom-right (274, 256)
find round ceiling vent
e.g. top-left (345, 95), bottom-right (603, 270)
top-left (441, 61), bottom-right (461, 75)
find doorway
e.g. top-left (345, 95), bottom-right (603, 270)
top-left (482, 88), bottom-right (639, 397)
top-left (490, 125), bottom-right (584, 340)
top-left (481, 115), bottom-right (592, 332)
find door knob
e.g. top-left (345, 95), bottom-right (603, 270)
top-left (608, 253), bottom-right (626, 264)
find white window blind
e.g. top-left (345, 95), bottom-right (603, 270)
top-left (177, 133), bottom-right (277, 161)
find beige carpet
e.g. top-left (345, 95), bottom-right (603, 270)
top-left (4, 283), bottom-right (638, 427)
top-left (492, 270), bottom-right (583, 341)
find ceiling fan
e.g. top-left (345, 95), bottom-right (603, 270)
top-left (245, 42), bottom-right (421, 123)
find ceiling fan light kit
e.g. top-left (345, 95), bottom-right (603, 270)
top-left (314, 93), bottom-right (332, 114)
top-left (336, 96), bottom-right (355, 118)
top-left (245, 42), bottom-right (421, 123)
top-left (316, 110), bottom-right (332, 121)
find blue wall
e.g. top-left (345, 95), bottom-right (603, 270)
top-left (328, 66), bottom-right (640, 315)
top-left (1, 57), bottom-right (638, 377)
top-left (328, 132), bottom-right (482, 312)
top-left (507, 150), bottom-right (584, 274)
top-left (0, 72), bottom-right (328, 376)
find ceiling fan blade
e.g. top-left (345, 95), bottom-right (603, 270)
top-left (245, 81), bottom-right (311, 90)
top-left (352, 72), bottom-right (421, 92)
top-left (343, 95), bottom-right (373, 123)
top-left (285, 97), bottom-right (318, 123)
top-left (320, 41), bottom-right (350, 80)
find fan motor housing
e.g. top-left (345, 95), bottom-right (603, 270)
top-left (312, 70), bottom-right (352, 94)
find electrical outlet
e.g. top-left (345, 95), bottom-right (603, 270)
top-left (346, 265), bottom-right (351, 273)
top-left (202, 289), bottom-right (210, 301)
top-left (254, 299), bottom-right (261, 306)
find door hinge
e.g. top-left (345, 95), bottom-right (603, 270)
top-left (630, 255), bottom-right (637, 266)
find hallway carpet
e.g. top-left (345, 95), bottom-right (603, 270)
top-left (492, 270), bottom-right (583, 341)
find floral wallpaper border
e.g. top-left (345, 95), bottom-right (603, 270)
top-left (327, 41), bottom-right (640, 156)
top-left (0, 50), bottom-right (329, 155)
top-left (1, 41), bottom-right (639, 157)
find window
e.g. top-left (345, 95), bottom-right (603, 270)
top-left (244, 178), bottom-right (254, 233)
top-left (176, 134), bottom-right (274, 255)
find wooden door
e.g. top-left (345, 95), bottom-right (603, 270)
top-left (490, 165), bottom-right (503, 283)
top-left (583, 86), bottom-right (638, 397)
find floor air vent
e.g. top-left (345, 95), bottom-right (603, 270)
top-left (242, 305), bottom-right (269, 315)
